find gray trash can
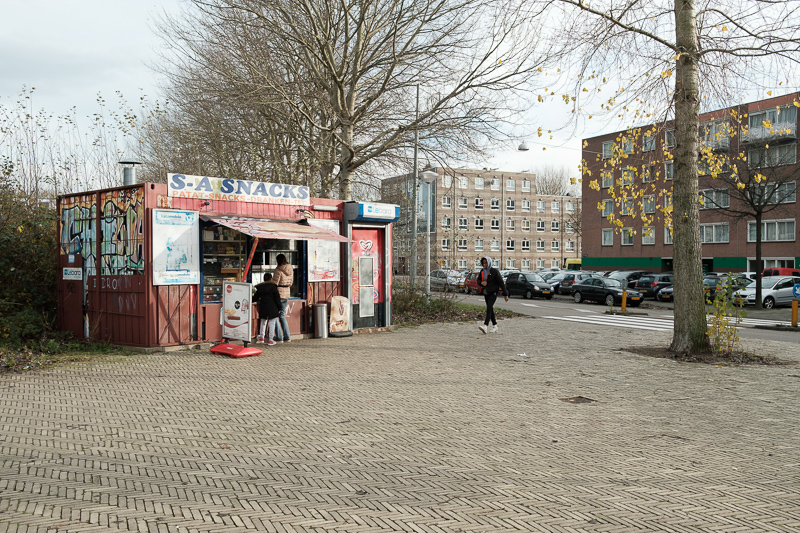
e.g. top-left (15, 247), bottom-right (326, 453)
top-left (313, 303), bottom-right (329, 339)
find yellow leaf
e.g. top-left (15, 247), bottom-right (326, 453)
top-left (767, 91), bottom-right (772, 96)
top-left (722, 25), bottom-right (728, 31)
top-left (17, 226), bottom-right (24, 233)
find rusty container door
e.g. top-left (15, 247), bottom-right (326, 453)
top-left (57, 254), bottom-right (85, 340)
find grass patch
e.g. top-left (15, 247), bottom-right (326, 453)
top-left (0, 340), bottom-right (133, 374)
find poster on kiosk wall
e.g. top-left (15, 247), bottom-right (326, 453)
top-left (222, 282), bottom-right (252, 342)
top-left (152, 209), bottom-right (200, 285)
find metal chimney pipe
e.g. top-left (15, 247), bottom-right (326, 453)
top-left (119, 158), bottom-right (142, 186)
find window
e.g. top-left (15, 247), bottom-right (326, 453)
top-left (551, 240), bottom-right (560, 252)
top-left (506, 219), bottom-right (515, 231)
top-left (521, 239), bottom-right (531, 251)
top-left (566, 221), bottom-right (574, 233)
top-left (458, 258), bottom-right (468, 269)
top-left (506, 239), bottom-right (515, 251)
top-left (521, 199), bottom-right (531, 212)
top-left (491, 178), bottom-right (500, 191)
top-left (642, 164), bottom-right (655, 183)
top-left (748, 219), bottom-right (795, 242)
top-left (442, 175), bottom-right (452, 188)
top-left (506, 179), bottom-right (515, 192)
top-left (749, 181), bottom-right (797, 204)
top-left (457, 176), bottom-right (468, 189)
top-left (490, 238), bottom-right (500, 251)
top-left (602, 141), bottom-right (614, 159)
top-left (474, 217), bottom-right (484, 230)
top-left (458, 238), bottom-right (468, 251)
top-left (621, 228), bottom-right (634, 246)
top-left (536, 220), bottom-right (545, 232)
top-left (700, 222), bottom-right (730, 243)
top-left (602, 228), bottom-right (614, 246)
top-left (601, 171), bottom-right (613, 188)
top-left (474, 258), bottom-right (483, 268)
top-left (551, 200), bottom-right (560, 213)
top-left (551, 258), bottom-right (560, 269)
top-left (537, 258), bottom-right (545, 269)
top-left (643, 195), bottom-right (655, 214)
top-left (475, 238), bottom-right (484, 251)
top-left (475, 176), bottom-right (484, 190)
top-left (442, 196), bottom-right (451, 208)
top-left (441, 238), bottom-right (451, 250)
top-left (620, 168), bottom-right (634, 187)
top-left (642, 226), bottom-right (655, 245)
top-left (441, 216), bottom-right (452, 229)
top-left (699, 188), bottom-right (730, 209)
top-left (521, 258), bottom-right (531, 270)
top-left (643, 132), bottom-right (656, 152)
top-left (620, 197), bottom-right (634, 216)
top-left (536, 239), bottom-right (545, 252)
top-left (665, 160), bottom-right (674, 180)
top-left (666, 129), bottom-right (675, 148)
top-left (551, 220), bottom-right (560, 232)
top-left (522, 219), bottom-right (531, 232)
top-left (491, 218), bottom-right (500, 230)
top-left (748, 143), bottom-right (797, 168)
top-left (506, 198), bottom-right (515, 211)
top-left (474, 197), bottom-right (484, 210)
top-left (506, 259), bottom-right (516, 269)
top-left (522, 180), bottom-right (531, 192)
top-left (536, 199), bottom-right (546, 213)
top-left (664, 226), bottom-right (673, 245)
top-left (565, 240), bottom-right (575, 252)
top-left (458, 217), bottom-right (468, 230)
top-left (664, 192), bottom-right (673, 209)
top-left (458, 197), bottom-right (468, 209)
top-left (601, 200), bottom-right (613, 217)
top-left (565, 201), bottom-right (574, 214)
top-left (490, 197), bottom-right (500, 210)
top-left (622, 138), bottom-right (634, 155)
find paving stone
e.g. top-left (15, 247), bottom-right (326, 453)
top-left (0, 319), bottom-right (798, 532)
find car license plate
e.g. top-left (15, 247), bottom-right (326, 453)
top-left (543, 290), bottom-right (550, 294)
top-left (631, 296), bottom-right (640, 300)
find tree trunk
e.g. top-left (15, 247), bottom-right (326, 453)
top-left (669, 0), bottom-right (709, 354)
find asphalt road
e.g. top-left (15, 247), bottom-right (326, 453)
top-left (448, 289), bottom-right (800, 344)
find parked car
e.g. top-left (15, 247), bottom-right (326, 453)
top-left (463, 271), bottom-right (481, 294)
top-left (556, 271), bottom-right (601, 295)
top-left (634, 273), bottom-right (674, 299)
top-left (656, 285), bottom-right (674, 302)
top-left (504, 271), bottom-right (554, 300)
top-left (571, 277), bottom-right (643, 307)
top-left (499, 269), bottom-right (521, 281)
top-left (606, 270), bottom-right (651, 289)
top-left (538, 270), bottom-right (562, 282)
top-left (762, 267), bottom-right (800, 278)
top-left (734, 276), bottom-right (800, 308)
top-left (429, 269), bottom-right (465, 292)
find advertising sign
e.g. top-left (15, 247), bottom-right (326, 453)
top-left (307, 219), bottom-right (341, 281)
top-left (62, 267), bottom-right (82, 280)
top-left (152, 209), bottom-right (200, 285)
top-left (168, 173), bottom-right (310, 206)
top-left (222, 282), bottom-right (252, 342)
top-left (329, 296), bottom-right (351, 333)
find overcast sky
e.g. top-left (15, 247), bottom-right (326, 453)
top-left (0, 0), bottom-right (583, 178)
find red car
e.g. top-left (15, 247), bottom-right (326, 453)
top-left (464, 271), bottom-right (481, 294)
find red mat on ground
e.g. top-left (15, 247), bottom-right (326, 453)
top-left (210, 343), bottom-right (263, 358)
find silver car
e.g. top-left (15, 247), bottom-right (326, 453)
top-left (733, 276), bottom-right (800, 308)
top-left (428, 269), bottom-right (465, 292)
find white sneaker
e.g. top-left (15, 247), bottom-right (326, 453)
top-left (490, 324), bottom-right (498, 333)
top-left (478, 324), bottom-right (488, 334)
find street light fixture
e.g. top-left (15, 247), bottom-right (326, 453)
top-left (518, 141), bottom-right (530, 151)
top-left (419, 169), bottom-right (439, 301)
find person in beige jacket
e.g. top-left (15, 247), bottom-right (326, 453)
top-left (270, 253), bottom-right (294, 342)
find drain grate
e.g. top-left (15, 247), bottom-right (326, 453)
top-left (560, 396), bottom-right (597, 404)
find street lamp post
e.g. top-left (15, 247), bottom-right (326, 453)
top-left (420, 169), bottom-right (439, 302)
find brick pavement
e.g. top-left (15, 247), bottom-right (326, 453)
top-left (1, 317), bottom-right (799, 532)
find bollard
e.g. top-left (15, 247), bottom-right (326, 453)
top-left (621, 290), bottom-right (627, 312)
top-left (793, 300), bottom-right (798, 327)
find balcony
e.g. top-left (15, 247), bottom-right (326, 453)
top-left (741, 122), bottom-right (797, 144)
top-left (699, 136), bottom-right (730, 151)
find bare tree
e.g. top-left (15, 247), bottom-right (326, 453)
top-left (549, 0), bottom-right (800, 354)
top-left (149, 0), bottom-right (562, 200)
top-left (533, 164), bottom-right (580, 195)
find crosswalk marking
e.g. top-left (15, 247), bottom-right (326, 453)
top-left (543, 314), bottom-right (792, 332)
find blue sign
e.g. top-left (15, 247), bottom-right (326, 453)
top-left (793, 284), bottom-right (800, 298)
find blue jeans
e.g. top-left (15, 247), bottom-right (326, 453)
top-left (277, 299), bottom-right (290, 341)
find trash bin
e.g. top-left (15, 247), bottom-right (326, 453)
top-left (313, 303), bottom-right (328, 339)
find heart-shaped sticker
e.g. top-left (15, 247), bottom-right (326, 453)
top-left (359, 240), bottom-right (373, 252)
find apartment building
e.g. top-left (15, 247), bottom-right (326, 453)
top-left (581, 92), bottom-right (799, 273)
top-left (381, 167), bottom-right (581, 274)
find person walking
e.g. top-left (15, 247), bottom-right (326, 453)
top-left (477, 256), bottom-right (508, 334)
top-left (271, 253), bottom-right (294, 343)
top-left (252, 274), bottom-right (281, 346)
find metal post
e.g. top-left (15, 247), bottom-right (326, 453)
top-left (500, 175), bottom-right (504, 269)
top-left (409, 85), bottom-right (420, 289)
top-left (425, 179), bottom-right (431, 302)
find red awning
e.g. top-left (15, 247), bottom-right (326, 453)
top-left (205, 217), bottom-right (352, 242)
